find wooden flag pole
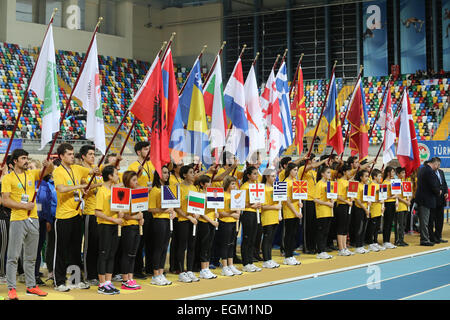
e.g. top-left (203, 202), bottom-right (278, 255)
top-left (204, 41), bottom-right (226, 86)
top-left (289, 53), bottom-right (305, 99)
top-left (178, 45), bottom-right (208, 97)
top-left (299, 60), bottom-right (338, 181)
top-left (252, 52), bottom-right (260, 66)
top-left (1, 8), bottom-right (58, 173)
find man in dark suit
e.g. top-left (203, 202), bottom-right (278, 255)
top-left (415, 158), bottom-right (442, 246)
top-left (428, 158), bottom-right (448, 243)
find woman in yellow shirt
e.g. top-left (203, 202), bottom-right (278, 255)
top-left (394, 167), bottom-right (410, 247)
top-left (381, 166), bottom-right (398, 249)
top-left (261, 169), bottom-right (281, 269)
top-left (335, 164), bottom-right (354, 256)
top-left (95, 165), bottom-right (123, 295)
top-left (313, 166), bottom-right (334, 259)
top-left (365, 169), bottom-right (386, 252)
top-left (353, 169), bottom-right (371, 254)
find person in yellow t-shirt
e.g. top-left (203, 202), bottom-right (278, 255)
top-left (335, 164), bottom-right (354, 256)
top-left (260, 169), bottom-right (281, 269)
top-left (394, 167), bottom-right (410, 247)
top-left (217, 176), bottom-right (242, 276)
top-left (95, 165), bottom-right (123, 295)
top-left (1, 149), bottom-right (53, 299)
top-left (313, 165), bottom-right (335, 259)
top-left (353, 169), bottom-right (371, 254)
top-left (53, 143), bottom-right (99, 292)
top-left (381, 166), bottom-right (398, 249)
top-left (167, 160), bottom-right (183, 274)
top-left (365, 169), bottom-right (386, 252)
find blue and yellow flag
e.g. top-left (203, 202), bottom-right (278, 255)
top-left (323, 72), bottom-right (344, 155)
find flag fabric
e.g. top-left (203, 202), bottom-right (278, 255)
top-left (203, 56), bottom-right (227, 163)
top-left (292, 63), bottom-right (306, 155)
top-left (28, 24), bottom-right (60, 151)
top-left (224, 57), bottom-right (248, 163)
top-left (244, 65), bottom-right (265, 160)
top-left (267, 89), bottom-right (284, 166)
top-left (275, 62), bottom-right (293, 154)
top-left (162, 48), bottom-right (180, 143)
top-left (377, 86), bottom-right (396, 164)
top-left (395, 90), bottom-right (420, 177)
top-left (347, 77), bottom-right (369, 160)
top-left (322, 72), bottom-right (344, 155)
top-left (260, 68), bottom-right (276, 129)
top-left (130, 54), bottom-right (168, 177)
top-left (72, 35), bottom-right (106, 154)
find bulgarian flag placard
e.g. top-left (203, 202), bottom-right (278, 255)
top-left (187, 191), bottom-right (206, 215)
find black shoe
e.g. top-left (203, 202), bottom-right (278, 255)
top-left (304, 250), bottom-right (315, 255)
top-left (35, 277), bottom-right (45, 286)
top-left (325, 247), bottom-right (333, 252)
top-left (253, 255), bottom-right (263, 262)
top-left (401, 241), bottom-right (409, 246)
top-left (439, 239), bottom-right (448, 243)
top-left (233, 256), bottom-right (242, 264)
top-left (97, 285), bottom-right (115, 295)
top-left (420, 242), bottom-right (434, 246)
top-left (133, 273), bottom-right (147, 280)
top-left (328, 245), bottom-right (339, 251)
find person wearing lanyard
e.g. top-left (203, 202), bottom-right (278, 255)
top-left (2, 149), bottom-right (54, 300)
top-left (127, 141), bottom-right (155, 279)
top-left (53, 143), bottom-right (99, 292)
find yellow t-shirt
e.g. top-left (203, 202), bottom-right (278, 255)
top-left (54, 164), bottom-right (91, 219)
top-left (278, 169), bottom-right (286, 182)
top-left (297, 165), bottom-right (317, 201)
top-left (169, 174), bottom-right (182, 187)
top-left (336, 178), bottom-right (349, 205)
top-left (179, 183), bottom-right (198, 222)
top-left (282, 178), bottom-right (300, 220)
top-left (149, 186), bottom-right (169, 220)
top-left (95, 185), bottom-right (117, 225)
top-left (127, 161), bottom-right (155, 188)
top-left (355, 183), bottom-right (370, 210)
top-left (261, 185), bottom-right (279, 226)
top-left (370, 184), bottom-right (382, 218)
top-left (240, 181), bottom-right (257, 213)
top-left (82, 171), bottom-right (103, 216)
top-left (218, 192), bottom-right (237, 223)
top-left (314, 179), bottom-right (333, 218)
top-left (1, 169), bottom-right (40, 221)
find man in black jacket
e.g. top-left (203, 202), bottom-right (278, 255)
top-left (428, 158), bottom-right (448, 244)
top-left (415, 158), bottom-right (441, 246)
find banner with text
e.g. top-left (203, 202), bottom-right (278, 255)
top-left (418, 140), bottom-right (450, 168)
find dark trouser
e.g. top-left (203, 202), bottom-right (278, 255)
top-left (303, 200), bottom-right (317, 253)
top-left (174, 220), bottom-right (197, 272)
top-left (217, 221), bottom-right (236, 260)
top-left (83, 215), bottom-right (99, 281)
top-left (365, 216), bottom-right (381, 244)
top-left (197, 221), bottom-right (215, 263)
top-left (169, 218), bottom-right (179, 272)
top-left (327, 216), bottom-right (337, 247)
top-left (273, 220), bottom-right (284, 252)
top-left (349, 202), bottom-right (357, 245)
top-left (335, 204), bottom-right (350, 236)
top-left (151, 219), bottom-right (170, 271)
top-left (418, 205), bottom-right (432, 243)
top-left (353, 207), bottom-right (367, 248)
top-left (54, 215), bottom-right (83, 287)
top-left (121, 225), bottom-right (140, 275)
top-left (45, 221), bottom-right (55, 274)
top-left (240, 211), bottom-right (258, 266)
top-left (284, 218), bottom-right (300, 258)
top-left (431, 206), bottom-right (445, 241)
top-left (0, 216), bottom-right (10, 276)
top-left (97, 224), bottom-right (119, 275)
top-left (383, 202), bottom-right (396, 243)
top-left (316, 217), bottom-right (332, 253)
top-left (134, 211), bottom-right (152, 274)
top-left (262, 224), bottom-right (277, 261)
top-left (254, 223), bottom-right (262, 258)
top-left (35, 218), bottom-right (47, 277)
top-left (394, 211), bottom-right (407, 244)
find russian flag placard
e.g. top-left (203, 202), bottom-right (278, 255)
top-left (131, 188), bottom-right (149, 213)
top-left (327, 181), bottom-right (338, 200)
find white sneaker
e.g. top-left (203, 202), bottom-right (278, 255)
top-left (269, 260), bottom-right (280, 268)
top-left (375, 243), bottom-right (386, 251)
top-left (243, 264), bottom-right (256, 272)
top-left (262, 261), bottom-right (276, 269)
top-left (229, 265), bottom-right (242, 275)
top-left (186, 271), bottom-right (199, 282)
top-left (112, 274), bottom-right (123, 282)
top-left (368, 244), bottom-right (380, 252)
top-left (221, 266), bottom-right (234, 277)
top-left (199, 269), bottom-right (216, 279)
top-left (338, 249), bottom-right (351, 256)
top-left (383, 242), bottom-right (396, 249)
top-left (161, 274), bottom-right (172, 285)
top-left (54, 284), bottom-right (71, 292)
top-left (151, 275), bottom-right (167, 286)
top-left (251, 264), bottom-right (262, 272)
top-left (178, 272), bottom-right (192, 283)
top-left (344, 248), bottom-right (355, 255)
top-left (69, 281), bottom-right (90, 290)
top-left (317, 252), bottom-right (333, 259)
top-left (354, 247), bottom-right (367, 254)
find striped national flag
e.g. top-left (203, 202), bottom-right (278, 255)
top-left (363, 184), bottom-right (376, 198)
top-left (327, 181), bottom-right (338, 194)
top-left (131, 188), bottom-right (148, 204)
top-left (273, 181), bottom-right (287, 197)
top-left (206, 187), bottom-right (224, 202)
top-left (391, 180), bottom-right (402, 192)
top-left (187, 191), bottom-right (206, 215)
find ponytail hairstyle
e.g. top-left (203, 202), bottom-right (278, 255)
top-left (261, 168), bottom-right (276, 184)
top-left (317, 165), bottom-right (330, 180)
top-left (355, 169), bottom-right (368, 182)
top-left (383, 166), bottom-right (394, 181)
top-left (283, 162), bottom-right (298, 181)
top-left (152, 165), bottom-right (170, 188)
top-left (242, 166), bottom-right (257, 184)
top-left (223, 176), bottom-right (237, 192)
top-left (194, 174), bottom-right (211, 191)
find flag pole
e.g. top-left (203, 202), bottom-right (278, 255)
top-left (204, 41), bottom-right (226, 86)
top-left (179, 45), bottom-right (208, 97)
top-left (289, 53), bottom-right (304, 99)
top-left (300, 60), bottom-right (338, 181)
top-left (367, 74), bottom-right (392, 140)
top-left (1, 8), bottom-right (58, 173)
top-left (252, 52), bottom-right (260, 66)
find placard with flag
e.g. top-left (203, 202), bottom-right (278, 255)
top-left (347, 181), bottom-right (359, 198)
top-left (187, 191), bottom-right (206, 215)
top-left (131, 188), bottom-right (149, 213)
top-left (363, 184), bottom-right (376, 202)
top-left (379, 184), bottom-right (388, 200)
top-left (327, 181), bottom-right (338, 199)
top-left (249, 183), bottom-right (265, 204)
top-left (111, 187), bottom-right (131, 211)
top-left (161, 185), bottom-right (180, 209)
top-left (230, 190), bottom-right (246, 210)
top-left (402, 181), bottom-right (413, 197)
top-left (292, 180), bottom-right (308, 200)
top-left (273, 181), bottom-right (287, 202)
top-left (206, 187), bottom-right (224, 209)
top-left (391, 179), bottom-right (402, 195)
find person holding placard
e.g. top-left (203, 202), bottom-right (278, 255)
top-left (261, 169), bottom-right (281, 269)
top-left (353, 170), bottom-right (371, 254)
top-left (394, 167), bottom-right (410, 247)
top-left (168, 160), bottom-right (183, 275)
top-left (365, 169), bottom-right (385, 252)
top-left (381, 166), bottom-right (398, 249)
top-left (239, 166), bottom-right (262, 273)
top-left (174, 165), bottom-right (200, 283)
top-left (335, 164), bottom-right (354, 256)
top-left (117, 171), bottom-right (144, 290)
top-left (216, 176), bottom-right (242, 277)
top-left (95, 165), bottom-right (123, 295)
top-left (282, 163), bottom-right (302, 265)
top-left (313, 166), bottom-right (334, 259)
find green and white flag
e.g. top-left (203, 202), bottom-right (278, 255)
top-left (72, 35), bottom-right (106, 154)
top-left (28, 24), bottom-right (60, 150)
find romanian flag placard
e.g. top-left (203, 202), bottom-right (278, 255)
top-left (363, 184), bottom-right (376, 202)
top-left (187, 191), bottom-right (206, 215)
top-left (347, 181), bottom-right (359, 198)
top-left (131, 188), bottom-right (149, 213)
top-left (111, 187), bottom-right (130, 211)
top-left (379, 184), bottom-right (388, 200)
top-left (292, 180), bottom-right (308, 200)
top-left (391, 179), bottom-right (402, 195)
top-left (402, 181), bottom-right (413, 197)
top-left (206, 187), bottom-right (224, 209)
top-left (327, 181), bottom-right (338, 200)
